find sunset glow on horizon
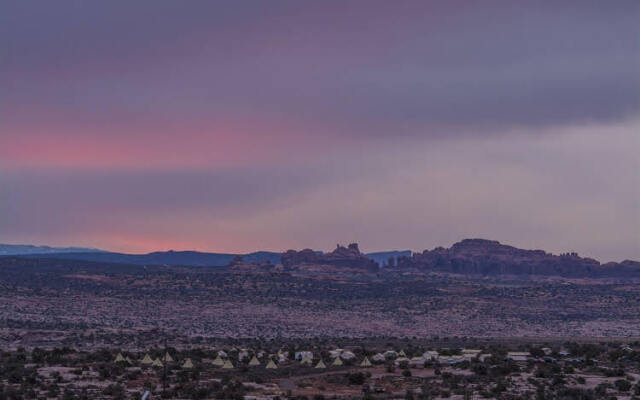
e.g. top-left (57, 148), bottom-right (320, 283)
top-left (2, 1), bottom-right (639, 261)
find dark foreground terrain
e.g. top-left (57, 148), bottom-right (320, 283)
top-left (1, 255), bottom-right (639, 349)
top-left (1, 338), bottom-right (640, 399)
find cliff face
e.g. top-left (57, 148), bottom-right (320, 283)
top-left (281, 239), bottom-right (639, 278)
top-left (396, 239), bottom-right (639, 278)
top-left (281, 243), bottom-right (379, 271)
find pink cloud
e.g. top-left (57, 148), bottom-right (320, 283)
top-left (0, 117), bottom-right (335, 169)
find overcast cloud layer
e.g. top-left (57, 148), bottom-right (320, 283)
top-left (1, 1), bottom-right (639, 260)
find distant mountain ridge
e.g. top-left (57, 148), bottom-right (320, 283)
top-left (3, 242), bottom-right (410, 268)
top-left (4, 240), bottom-right (639, 278)
top-left (0, 243), bottom-right (105, 256)
top-left (367, 250), bottom-right (412, 267)
top-left (21, 250), bottom-right (282, 267)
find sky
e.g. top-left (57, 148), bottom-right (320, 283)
top-left (1, 1), bottom-right (639, 261)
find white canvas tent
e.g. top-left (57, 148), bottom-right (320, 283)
top-left (249, 356), bottom-right (260, 366)
top-left (212, 356), bottom-right (224, 366)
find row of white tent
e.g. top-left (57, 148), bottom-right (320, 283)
top-left (115, 352), bottom-right (193, 369)
top-left (299, 356), bottom-right (372, 368)
top-left (191, 348), bottom-right (411, 363)
top-left (115, 352), bottom-right (373, 369)
top-left (115, 348), bottom-right (489, 370)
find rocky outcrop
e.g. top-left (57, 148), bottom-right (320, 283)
top-left (281, 243), bottom-right (379, 271)
top-left (280, 239), bottom-right (640, 277)
top-left (227, 255), bottom-right (274, 271)
top-left (281, 248), bottom-right (320, 267)
top-left (395, 239), bottom-right (639, 278)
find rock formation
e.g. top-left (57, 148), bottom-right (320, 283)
top-left (395, 239), bottom-right (640, 278)
top-left (227, 254), bottom-right (273, 271)
top-left (281, 243), bottom-right (379, 271)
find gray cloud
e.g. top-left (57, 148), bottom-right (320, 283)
top-left (2, 1), bottom-right (638, 137)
